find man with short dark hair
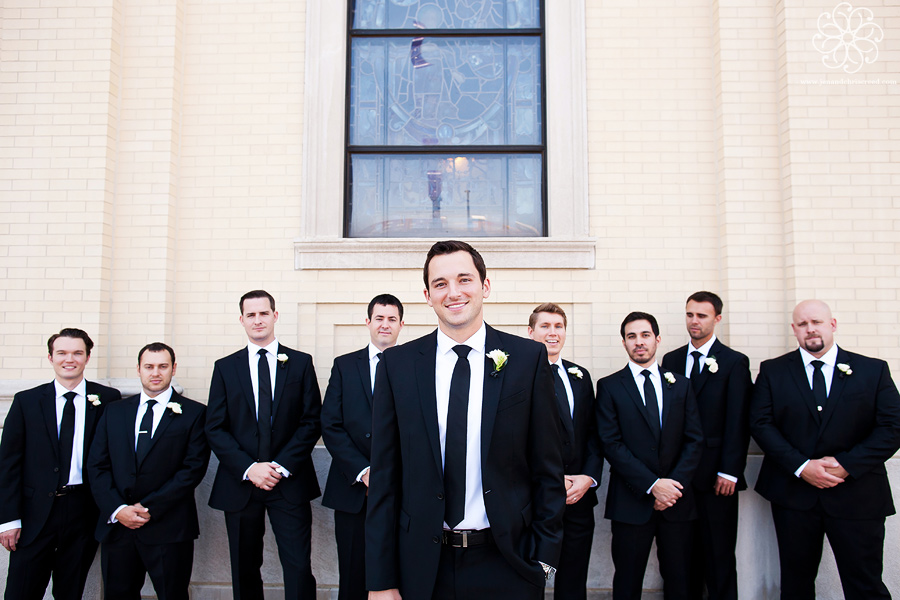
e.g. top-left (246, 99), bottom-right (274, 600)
top-left (751, 300), bottom-right (900, 600)
top-left (527, 303), bottom-right (602, 600)
top-left (0, 329), bottom-right (121, 600)
top-left (662, 292), bottom-right (752, 600)
top-left (322, 294), bottom-right (405, 600)
top-left (366, 241), bottom-right (565, 600)
top-left (88, 342), bottom-right (209, 600)
top-left (206, 290), bottom-right (322, 600)
top-left (597, 312), bottom-right (703, 600)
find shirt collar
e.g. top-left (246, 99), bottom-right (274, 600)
top-left (54, 379), bottom-right (86, 399)
top-left (688, 334), bottom-right (717, 357)
top-left (628, 360), bottom-right (659, 378)
top-left (140, 387), bottom-right (174, 407)
top-left (248, 338), bottom-right (280, 357)
top-left (368, 342), bottom-right (382, 361)
top-left (799, 344), bottom-right (838, 368)
top-left (437, 322), bottom-right (486, 356)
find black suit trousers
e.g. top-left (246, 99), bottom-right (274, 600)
top-left (689, 491), bottom-right (738, 600)
top-left (611, 514), bottom-right (693, 600)
top-left (771, 503), bottom-right (890, 600)
top-left (224, 486), bottom-right (316, 600)
top-left (4, 490), bottom-right (97, 600)
top-left (333, 499), bottom-right (367, 600)
top-left (553, 499), bottom-right (595, 600)
top-left (432, 540), bottom-right (543, 600)
top-left (100, 527), bottom-right (193, 600)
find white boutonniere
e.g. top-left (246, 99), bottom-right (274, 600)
top-left (277, 353), bottom-right (289, 369)
top-left (486, 349), bottom-right (509, 378)
top-left (663, 372), bottom-right (676, 386)
top-left (87, 394), bottom-right (101, 408)
top-left (705, 356), bottom-right (719, 374)
top-left (836, 363), bottom-right (853, 377)
top-left (166, 402), bottom-right (182, 415)
top-left (567, 366), bottom-right (583, 379)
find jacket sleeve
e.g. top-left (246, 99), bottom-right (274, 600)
top-left (205, 361), bottom-right (256, 479)
top-left (718, 352), bottom-right (753, 479)
top-left (271, 354), bottom-right (322, 474)
top-left (750, 362), bottom-right (809, 473)
top-left (668, 381), bottom-right (704, 485)
top-left (86, 409), bottom-right (127, 523)
top-left (596, 378), bottom-right (658, 494)
top-left (321, 358), bottom-right (370, 484)
top-left (578, 369), bottom-right (604, 485)
top-left (0, 395), bottom-right (26, 524)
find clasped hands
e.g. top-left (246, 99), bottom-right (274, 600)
top-left (117, 503), bottom-right (151, 529)
top-left (248, 462), bottom-right (284, 491)
top-left (800, 456), bottom-right (849, 489)
top-left (564, 474), bottom-right (593, 505)
top-left (652, 478), bottom-right (683, 511)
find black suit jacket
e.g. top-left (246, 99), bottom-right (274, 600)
top-left (557, 360), bottom-right (604, 508)
top-left (750, 347), bottom-right (900, 518)
top-left (596, 365), bottom-right (704, 525)
top-left (321, 347), bottom-right (373, 514)
top-left (87, 391), bottom-right (210, 544)
top-left (206, 344), bottom-right (322, 511)
top-left (366, 326), bottom-right (566, 597)
top-left (662, 340), bottom-right (753, 491)
top-left (0, 381), bottom-right (121, 546)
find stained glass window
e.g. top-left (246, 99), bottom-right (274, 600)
top-left (346, 0), bottom-right (545, 238)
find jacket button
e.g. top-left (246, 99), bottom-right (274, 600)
top-left (48, 493), bottom-right (54, 498)
top-left (437, 493), bottom-right (443, 500)
top-left (53, 467), bottom-right (59, 473)
top-left (365, 433), bottom-right (371, 439)
top-left (432, 536), bottom-right (440, 544)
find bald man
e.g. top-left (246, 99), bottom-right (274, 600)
top-left (750, 300), bottom-right (900, 600)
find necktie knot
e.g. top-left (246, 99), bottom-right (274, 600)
top-left (811, 359), bottom-right (824, 371)
top-left (145, 399), bottom-right (157, 409)
top-left (452, 345), bottom-right (470, 360)
top-left (641, 369), bottom-right (652, 380)
top-left (691, 350), bottom-right (702, 361)
top-left (258, 348), bottom-right (267, 357)
top-left (63, 391), bottom-right (76, 402)
top-left (376, 352), bottom-right (383, 361)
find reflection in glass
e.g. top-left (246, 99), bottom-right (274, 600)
top-left (353, 0), bottom-right (539, 30)
top-left (350, 37), bottom-right (541, 146)
top-left (348, 154), bottom-right (543, 237)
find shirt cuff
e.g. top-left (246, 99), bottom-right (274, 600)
top-left (794, 460), bottom-right (810, 478)
top-left (356, 466), bottom-right (370, 483)
top-left (646, 478), bottom-right (660, 495)
top-left (110, 505), bottom-right (128, 524)
top-left (242, 464), bottom-right (254, 481)
top-left (0, 520), bottom-right (21, 534)
top-left (272, 462), bottom-right (291, 478)
top-left (589, 476), bottom-right (597, 488)
top-left (717, 472), bottom-right (738, 483)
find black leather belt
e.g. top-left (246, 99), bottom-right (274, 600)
top-left (442, 529), bottom-right (493, 548)
top-left (55, 484), bottom-right (84, 496)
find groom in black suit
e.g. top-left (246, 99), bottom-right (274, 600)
top-left (88, 342), bottom-right (209, 600)
top-left (322, 293), bottom-right (404, 600)
top-left (662, 292), bottom-right (752, 600)
top-left (527, 303), bottom-right (603, 600)
top-left (750, 299), bottom-right (900, 600)
top-left (597, 312), bottom-right (703, 600)
top-left (206, 290), bottom-right (322, 600)
top-left (0, 328), bottom-right (121, 600)
top-left (366, 240), bottom-right (565, 600)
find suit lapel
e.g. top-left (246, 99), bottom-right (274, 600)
top-left (272, 345), bottom-right (287, 418)
top-left (660, 367), bottom-right (673, 430)
top-left (40, 383), bottom-right (59, 458)
top-left (415, 332), bottom-right (443, 477)
top-left (818, 347), bottom-right (849, 433)
top-left (668, 345), bottom-right (688, 377)
top-left (619, 368), bottom-right (655, 435)
top-left (787, 350), bottom-right (821, 421)
top-left (556, 361), bottom-right (576, 441)
top-left (138, 394), bottom-right (178, 468)
top-left (356, 348), bottom-right (374, 405)
top-left (126, 397), bottom-right (140, 459)
top-left (480, 326), bottom-right (505, 466)
top-left (690, 340), bottom-right (720, 395)
top-left (236, 348), bottom-right (256, 417)
top-left (83, 381), bottom-right (102, 457)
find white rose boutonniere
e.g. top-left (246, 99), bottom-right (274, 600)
top-left (836, 363), bottom-right (853, 377)
top-left (705, 356), bottom-right (719, 374)
top-left (277, 353), bottom-right (289, 369)
top-left (166, 402), bottom-right (182, 415)
top-left (567, 366), bottom-right (583, 379)
top-left (486, 349), bottom-right (509, 378)
top-left (87, 394), bottom-right (101, 408)
top-left (663, 372), bottom-right (676, 386)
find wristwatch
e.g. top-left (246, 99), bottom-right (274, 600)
top-left (539, 561), bottom-right (557, 581)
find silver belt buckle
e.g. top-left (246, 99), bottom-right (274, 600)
top-left (460, 531), bottom-right (468, 548)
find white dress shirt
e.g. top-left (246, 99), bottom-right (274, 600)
top-left (684, 335), bottom-right (717, 377)
top-left (436, 323), bottom-right (489, 531)
top-left (794, 344), bottom-right (839, 477)
top-left (550, 359), bottom-right (575, 418)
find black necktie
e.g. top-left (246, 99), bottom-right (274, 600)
top-left (690, 350), bottom-right (702, 380)
top-left (811, 360), bottom-right (827, 413)
top-left (641, 369), bottom-right (661, 439)
top-left (58, 391), bottom-right (76, 488)
top-left (135, 399), bottom-right (157, 466)
top-left (444, 345), bottom-right (470, 529)
top-left (554, 364), bottom-right (573, 421)
top-left (373, 352), bottom-right (383, 392)
top-left (257, 348), bottom-right (273, 461)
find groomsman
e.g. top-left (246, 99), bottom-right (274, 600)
top-left (527, 303), bottom-right (603, 600)
top-left (597, 312), bottom-right (703, 600)
top-left (88, 342), bottom-right (209, 600)
top-left (750, 300), bottom-right (900, 600)
top-left (366, 240), bottom-right (565, 600)
top-left (322, 294), bottom-right (405, 600)
top-left (206, 290), bottom-right (322, 600)
top-left (0, 329), bottom-right (121, 600)
top-left (662, 292), bottom-right (752, 600)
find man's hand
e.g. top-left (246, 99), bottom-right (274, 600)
top-left (0, 528), bottom-right (20, 552)
top-left (821, 456), bottom-right (849, 480)
top-left (799, 458), bottom-right (845, 489)
top-left (369, 590), bottom-right (401, 600)
top-left (361, 468), bottom-right (370, 488)
top-left (247, 462), bottom-right (283, 490)
top-left (117, 504), bottom-right (151, 529)
top-left (714, 476), bottom-right (737, 496)
top-left (651, 478), bottom-right (683, 508)
top-left (564, 475), bottom-right (593, 505)
top-left (653, 499), bottom-right (668, 511)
